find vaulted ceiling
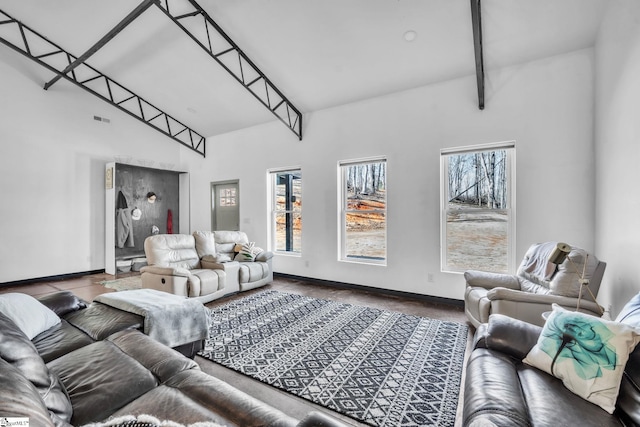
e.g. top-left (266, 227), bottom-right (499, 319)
top-left (0, 0), bottom-right (609, 146)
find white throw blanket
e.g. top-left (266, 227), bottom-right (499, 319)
top-left (94, 289), bottom-right (208, 348)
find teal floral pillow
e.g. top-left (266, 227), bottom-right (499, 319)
top-left (523, 304), bottom-right (640, 413)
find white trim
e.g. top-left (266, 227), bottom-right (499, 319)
top-left (440, 140), bottom-right (515, 156)
top-left (267, 165), bottom-right (302, 174)
top-left (338, 155), bottom-right (387, 167)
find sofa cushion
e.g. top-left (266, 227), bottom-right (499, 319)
top-left (0, 311), bottom-right (72, 425)
top-left (518, 363), bottom-right (622, 425)
top-left (47, 339), bottom-right (159, 426)
top-left (144, 234), bottom-right (201, 270)
top-left (523, 305), bottom-right (640, 413)
top-left (0, 293), bottom-right (61, 340)
top-left (238, 262), bottom-right (269, 284)
top-left (463, 348), bottom-right (531, 427)
top-left (32, 319), bottom-right (95, 363)
top-left (107, 330), bottom-right (199, 382)
top-left (64, 302), bottom-right (143, 340)
top-left (193, 230), bottom-right (217, 258)
top-left (0, 358), bottom-right (57, 427)
top-left (213, 230), bottom-right (249, 258)
top-left (37, 290), bottom-right (87, 317)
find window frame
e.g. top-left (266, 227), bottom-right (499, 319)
top-left (440, 141), bottom-right (516, 274)
top-left (268, 167), bottom-right (302, 256)
top-left (338, 156), bottom-right (387, 266)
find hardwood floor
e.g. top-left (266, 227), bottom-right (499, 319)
top-left (1, 272), bottom-right (470, 426)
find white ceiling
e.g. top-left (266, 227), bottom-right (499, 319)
top-left (0, 0), bottom-right (609, 140)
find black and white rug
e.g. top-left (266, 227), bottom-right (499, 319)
top-left (198, 290), bottom-right (468, 427)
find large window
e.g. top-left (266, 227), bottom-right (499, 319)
top-left (339, 158), bottom-right (386, 264)
top-left (270, 169), bottom-right (302, 253)
top-left (441, 142), bottom-right (515, 273)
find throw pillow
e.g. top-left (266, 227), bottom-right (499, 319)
top-left (234, 242), bottom-right (263, 262)
top-left (0, 293), bottom-right (61, 339)
top-left (616, 292), bottom-right (640, 326)
top-left (523, 304), bottom-right (640, 413)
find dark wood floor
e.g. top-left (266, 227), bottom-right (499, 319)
top-left (1, 272), bottom-right (470, 426)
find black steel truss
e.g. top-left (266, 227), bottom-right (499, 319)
top-left (470, 0), bottom-right (485, 110)
top-left (0, 7), bottom-right (206, 157)
top-left (156, 0), bottom-right (303, 140)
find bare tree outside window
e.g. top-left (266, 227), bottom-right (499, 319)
top-left (340, 159), bottom-right (386, 263)
top-left (442, 144), bottom-right (514, 273)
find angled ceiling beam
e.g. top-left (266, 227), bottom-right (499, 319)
top-left (0, 9), bottom-right (206, 157)
top-left (470, 0), bottom-right (485, 110)
top-left (44, 0), bottom-right (158, 91)
top-left (155, 0), bottom-right (303, 140)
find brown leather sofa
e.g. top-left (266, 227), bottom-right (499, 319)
top-left (0, 291), bottom-right (347, 427)
top-left (463, 314), bottom-right (640, 426)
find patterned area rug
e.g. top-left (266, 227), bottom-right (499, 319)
top-left (199, 290), bottom-right (468, 427)
top-left (98, 276), bottom-right (142, 291)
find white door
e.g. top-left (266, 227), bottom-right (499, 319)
top-left (212, 181), bottom-right (239, 231)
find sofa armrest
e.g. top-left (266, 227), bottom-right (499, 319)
top-left (464, 270), bottom-right (520, 290)
top-left (486, 287), bottom-right (603, 314)
top-left (200, 258), bottom-right (239, 271)
top-left (140, 265), bottom-right (192, 277)
top-left (476, 314), bottom-right (542, 359)
top-left (37, 290), bottom-right (87, 317)
top-left (256, 251), bottom-right (274, 262)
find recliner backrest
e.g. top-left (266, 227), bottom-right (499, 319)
top-left (213, 231), bottom-right (249, 260)
top-left (144, 234), bottom-right (200, 270)
top-left (517, 242), bottom-right (603, 298)
top-left (192, 230), bottom-right (217, 258)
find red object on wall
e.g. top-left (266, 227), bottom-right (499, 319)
top-left (167, 209), bottom-right (173, 234)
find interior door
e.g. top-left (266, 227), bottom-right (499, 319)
top-left (212, 181), bottom-right (239, 231)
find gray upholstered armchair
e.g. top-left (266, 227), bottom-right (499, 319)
top-left (464, 242), bottom-right (606, 327)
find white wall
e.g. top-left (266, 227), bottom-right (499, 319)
top-left (0, 38), bottom-right (599, 301)
top-left (189, 49), bottom-right (597, 301)
top-left (594, 0), bottom-right (640, 315)
top-left (0, 48), bottom-right (199, 283)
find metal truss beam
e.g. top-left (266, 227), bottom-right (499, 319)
top-left (0, 8), bottom-right (206, 157)
top-left (470, 0), bottom-right (485, 110)
top-left (44, 0), bottom-right (157, 91)
top-left (156, 0), bottom-right (303, 140)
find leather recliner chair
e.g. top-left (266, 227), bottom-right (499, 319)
top-left (464, 241), bottom-right (606, 327)
top-left (141, 234), bottom-right (227, 303)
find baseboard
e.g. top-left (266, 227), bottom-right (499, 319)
top-left (0, 269), bottom-right (105, 287)
top-left (273, 272), bottom-right (464, 307)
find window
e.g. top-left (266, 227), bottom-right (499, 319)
top-left (219, 188), bottom-right (236, 206)
top-left (270, 169), bottom-right (302, 253)
top-left (441, 142), bottom-right (515, 274)
top-left (339, 158), bottom-right (387, 264)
